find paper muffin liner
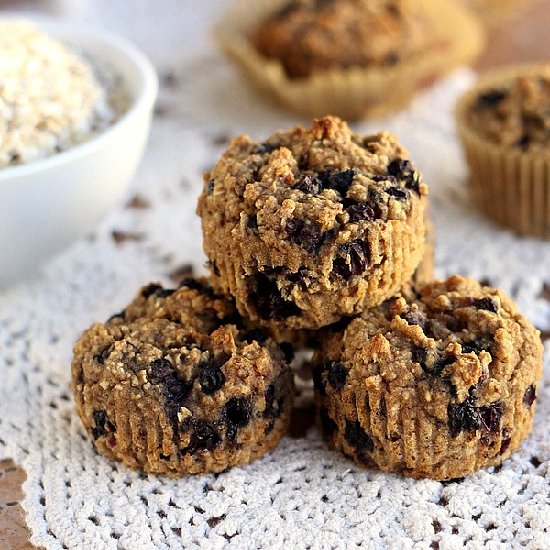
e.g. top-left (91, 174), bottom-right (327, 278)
top-left (411, 208), bottom-right (435, 287)
top-left (456, 64), bottom-right (550, 239)
top-left (206, 194), bottom-right (427, 331)
top-left (86, 383), bottom-right (294, 476)
top-left (215, 0), bottom-right (484, 120)
top-left (349, 366), bottom-right (539, 480)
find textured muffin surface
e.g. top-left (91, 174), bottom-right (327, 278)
top-left (198, 116), bottom-right (428, 331)
top-left (251, 0), bottom-right (429, 78)
top-left (71, 279), bottom-right (293, 476)
top-left (466, 70), bottom-right (550, 152)
top-left (313, 275), bottom-right (543, 480)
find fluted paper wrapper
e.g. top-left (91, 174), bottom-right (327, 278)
top-left (411, 209), bottom-right (435, 287)
top-left (456, 65), bottom-right (550, 239)
top-left (215, 0), bottom-right (484, 120)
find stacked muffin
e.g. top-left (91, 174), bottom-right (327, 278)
top-left (72, 116), bottom-right (543, 480)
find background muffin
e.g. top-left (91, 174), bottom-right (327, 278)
top-left (251, 0), bottom-right (429, 79)
top-left (456, 64), bottom-right (550, 238)
top-left (216, 0), bottom-right (484, 119)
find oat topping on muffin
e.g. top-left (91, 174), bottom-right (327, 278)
top-left (71, 278), bottom-right (294, 476)
top-left (197, 115), bottom-right (428, 330)
top-left (313, 275), bottom-right (543, 480)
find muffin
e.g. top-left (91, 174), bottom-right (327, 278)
top-left (313, 275), bottom-right (543, 480)
top-left (251, 0), bottom-right (428, 79)
top-left (197, 115), bottom-right (429, 331)
top-left (71, 279), bottom-right (294, 476)
top-left (456, 64), bottom-right (550, 238)
top-left (215, 0), bottom-right (483, 119)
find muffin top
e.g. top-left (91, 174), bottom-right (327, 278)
top-left (202, 116), bottom-right (427, 243)
top-left (84, 278), bottom-right (277, 358)
top-left (465, 69), bottom-right (550, 152)
top-left (251, 0), bottom-right (429, 78)
top-left (316, 275), bottom-right (542, 407)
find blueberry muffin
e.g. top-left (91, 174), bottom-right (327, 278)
top-left (71, 279), bottom-right (293, 476)
top-left (197, 116), bottom-right (428, 331)
top-left (251, 0), bottom-right (428, 79)
top-left (456, 64), bottom-right (550, 238)
top-left (313, 275), bottom-right (543, 480)
top-left (216, 0), bottom-right (483, 119)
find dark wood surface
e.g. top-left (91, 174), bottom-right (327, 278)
top-left (1, 1), bottom-right (549, 547)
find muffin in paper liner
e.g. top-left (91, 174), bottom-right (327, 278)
top-left (312, 275), bottom-right (543, 480)
top-left (456, 64), bottom-right (550, 238)
top-left (197, 116), bottom-right (429, 331)
top-left (215, 0), bottom-right (484, 120)
top-left (71, 279), bottom-right (294, 476)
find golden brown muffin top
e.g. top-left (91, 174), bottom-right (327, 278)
top-left (251, 0), bottom-right (429, 78)
top-left (317, 275), bottom-right (542, 406)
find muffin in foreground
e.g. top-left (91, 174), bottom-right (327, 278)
top-left (456, 65), bottom-right (550, 238)
top-left (215, 0), bottom-right (483, 119)
top-left (313, 275), bottom-right (543, 480)
top-left (71, 279), bottom-right (293, 476)
top-left (197, 116), bottom-right (428, 331)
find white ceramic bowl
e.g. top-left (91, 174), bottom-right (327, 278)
top-left (0, 22), bottom-right (158, 288)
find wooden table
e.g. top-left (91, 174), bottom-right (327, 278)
top-left (1, 2), bottom-right (550, 547)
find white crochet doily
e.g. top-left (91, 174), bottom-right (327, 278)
top-left (2, 26), bottom-right (550, 549)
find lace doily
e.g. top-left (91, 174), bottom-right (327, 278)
top-left (2, 46), bottom-right (550, 549)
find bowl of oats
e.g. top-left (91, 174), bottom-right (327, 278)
top-left (0, 19), bottom-right (158, 287)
